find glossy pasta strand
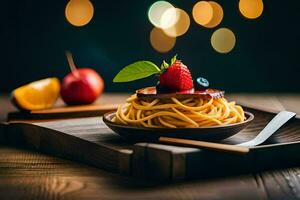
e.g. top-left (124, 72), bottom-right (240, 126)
top-left (114, 95), bottom-right (245, 128)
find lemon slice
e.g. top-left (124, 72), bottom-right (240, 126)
top-left (12, 78), bottom-right (60, 111)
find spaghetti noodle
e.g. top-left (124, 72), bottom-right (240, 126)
top-left (112, 94), bottom-right (245, 128)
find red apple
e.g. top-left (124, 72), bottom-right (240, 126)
top-left (61, 68), bottom-right (104, 105)
top-left (61, 51), bottom-right (104, 105)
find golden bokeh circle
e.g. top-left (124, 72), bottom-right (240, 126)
top-left (239, 0), bottom-right (264, 19)
top-left (148, 1), bottom-right (176, 29)
top-left (150, 27), bottom-right (176, 53)
top-left (163, 8), bottom-right (190, 37)
top-left (65, 0), bottom-right (94, 27)
top-left (204, 1), bottom-right (223, 28)
top-left (192, 1), bottom-right (213, 26)
top-left (211, 28), bottom-right (236, 53)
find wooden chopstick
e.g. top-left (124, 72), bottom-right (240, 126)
top-left (159, 137), bottom-right (250, 154)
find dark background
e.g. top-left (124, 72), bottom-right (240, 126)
top-left (1, 0), bottom-right (300, 93)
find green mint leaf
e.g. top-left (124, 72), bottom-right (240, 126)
top-left (171, 54), bottom-right (177, 65)
top-left (113, 61), bottom-right (161, 82)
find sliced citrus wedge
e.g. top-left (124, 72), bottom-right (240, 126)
top-left (12, 78), bottom-right (60, 111)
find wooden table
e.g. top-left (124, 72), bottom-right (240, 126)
top-left (1, 93), bottom-right (300, 200)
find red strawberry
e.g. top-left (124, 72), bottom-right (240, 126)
top-left (159, 60), bottom-right (193, 91)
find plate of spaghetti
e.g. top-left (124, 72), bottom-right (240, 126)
top-left (103, 56), bottom-right (254, 141)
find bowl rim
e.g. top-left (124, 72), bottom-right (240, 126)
top-left (103, 110), bottom-right (254, 131)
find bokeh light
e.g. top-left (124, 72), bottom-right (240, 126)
top-left (150, 27), bottom-right (176, 53)
top-left (204, 1), bottom-right (223, 28)
top-left (148, 1), bottom-right (177, 29)
top-left (163, 8), bottom-right (190, 37)
top-left (65, 0), bottom-right (94, 27)
top-left (239, 0), bottom-right (264, 19)
top-left (211, 28), bottom-right (236, 53)
top-left (192, 1), bottom-right (213, 26)
top-left (160, 7), bottom-right (179, 29)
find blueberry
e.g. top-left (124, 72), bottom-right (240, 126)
top-left (194, 77), bottom-right (209, 90)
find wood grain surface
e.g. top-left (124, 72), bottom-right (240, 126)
top-left (0, 145), bottom-right (269, 200)
top-left (3, 144), bottom-right (300, 200)
top-left (7, 94), bottom-right (127, 120)
top-left (1, 93), bottom-right (300, 200)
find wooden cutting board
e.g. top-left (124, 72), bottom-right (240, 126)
top-left (7, 94), bottom-right (128, 121)
top-left (7, 117), bottom-right (133, 174)
top-left (133, 108), bottom-right (300, 180)
top-left (4, 106), bottom-right (300, 181)
top-left (7, 103), bottom-right (119, 120)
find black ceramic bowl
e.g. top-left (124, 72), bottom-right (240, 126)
top-left (103, 111), bottom-right (254, 142)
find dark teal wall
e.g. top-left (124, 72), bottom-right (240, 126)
top-left (2, 1), bottom-right (300, 93)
